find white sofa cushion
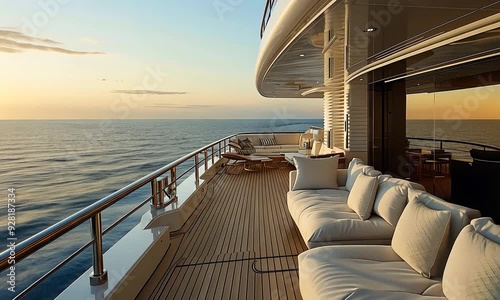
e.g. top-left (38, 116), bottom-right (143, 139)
top-left (345, 158), bottom-right (364, 191)
top-left (345, 159), bottom-right (380, 191)
top-left (347, 173), bottom-right (379, 220)
top-left (392, 197), bottom-right (451, 278)
top-left (299, 245), bottom-right (444, 300)
top-left (442, 218), bottom-right (500, 300)
top-left (373, 181), bottom-right (408, 226)
top-left (292, 156), bottom-right (339, 190)
top-left (274, 133), bottom-right (299, 145)
top-left (287, 190), bottom-right (394, 248)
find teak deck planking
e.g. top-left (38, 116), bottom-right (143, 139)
top-left (137, 166), bottom-right (307, 300)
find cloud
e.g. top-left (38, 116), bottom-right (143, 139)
top-left (145, 103), bottom-right (220, 110)
top-left (111, 90), bottom-right (187, 95)
top-left (0, 29), bottom-right (61, 44)
top-left (0, 29), bottom-right (104, 55)
top-left (81, 37), bottom-right (100, 45)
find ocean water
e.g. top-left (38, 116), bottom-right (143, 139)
top-left (407, 120), bottom-right (500, 159)
top-left (0, 119), bottom-right (498, 299)
top-left (0, 119), bottom-right (322, 299)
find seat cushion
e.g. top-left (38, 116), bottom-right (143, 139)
top-left (442, 219), bottom-right (500, 300)
top-left (392, 198), bottom-right (451, 278)
top-left (299, 245), bottom-right (443, 300)
top-left (287, 190), bottom-right (394, 248)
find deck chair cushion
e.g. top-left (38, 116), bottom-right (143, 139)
top-left (292, 156), bottom-right (339, 191)
top-left (442, 218), bottom-right (500, 300)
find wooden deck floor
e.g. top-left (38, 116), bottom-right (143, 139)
top-left (137, 166), bottom-right (307, 300)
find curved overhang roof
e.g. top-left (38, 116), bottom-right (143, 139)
top-left (255, 0), bottom-right (500, 99)
top-left (255, 0), bottom-right (335, 98)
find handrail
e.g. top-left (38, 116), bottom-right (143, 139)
top-left (260, 0), bottom-right (277, 38)
top-left (407, 137), bottom-right (500, 151)
top-left (0, 130), bottom-right (303, 298)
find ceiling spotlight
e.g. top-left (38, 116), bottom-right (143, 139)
top-left (299, 54), bottom-right (305, 57)
top-left (363, 27), bottom-right (377, 32)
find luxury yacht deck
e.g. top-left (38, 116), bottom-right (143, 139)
top-left (138, 165), bottom-right (307, 299)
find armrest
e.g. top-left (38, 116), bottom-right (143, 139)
top-left (337, 169), bottom-right (348, 187)
top-left (289, 171), bottom-right (297, 191)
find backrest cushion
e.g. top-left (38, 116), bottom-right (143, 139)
top-left (292, 156), bottom-right (339, 190)
top-left (345, 159), bottom-right (370, 191)
top-left (373, 181), bottom-right (408, 226)
top-left (274, 133), bottom-right (299, 145)
top-left (386, 178), bottom-right (426, 191)
top-left (442, 218), bottom-right (500, 300)
top-left (392, 197), bottom-right (451, 278)
top-left (347, 173), bottom-right (379, 220)
top-left (311, 141), bottom-right (322, 156)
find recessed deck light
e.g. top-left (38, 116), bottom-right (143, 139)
top-left (364, 27), bottom-right (377, 32)
top-left (299, 54), bottom-right (305, 57)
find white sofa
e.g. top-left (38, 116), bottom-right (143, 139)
top-left (288, 159), bottom-right (427, 248)
top-left (298, 198), bottom-right (491, 299)
top-left (234, 133), bottom-right (301, 156)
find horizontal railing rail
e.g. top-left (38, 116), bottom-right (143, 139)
top-left (260, 0), bottom-right (278, 38)
top-left (407, 137), bottom-right (500, 152)
top-left (0, 130), bottom-right (302, 298)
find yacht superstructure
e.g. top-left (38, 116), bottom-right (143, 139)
top-left (1, 1), bottom-right (500, 299)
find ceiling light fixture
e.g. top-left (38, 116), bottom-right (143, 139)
top-left (363, 27), bottom-right (377, 32)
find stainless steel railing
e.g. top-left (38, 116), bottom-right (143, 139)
top-left (0, 133), bottom-right (235, 298)
top-left (0, 131), bottom-right (301, 298)
top-left (260, 0), bottom-right (278, 38)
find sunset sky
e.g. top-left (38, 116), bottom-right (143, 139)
top-left (0, 2), bottom-right (498, 120)
top-left (0, 1), bottom-right (323, 120)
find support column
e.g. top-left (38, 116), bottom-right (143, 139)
top-left (323, 4), bottom-right (345, 150)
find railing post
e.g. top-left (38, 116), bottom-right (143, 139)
top-left (195, 154), bottom-right (200, 184)
top-left (223, 140), bottom-right (227, 154)
top-left (204, 150), bottom-right (208, 171)
top-left (89, 213), bottom-right (107, 286)
top-left (151, 179), bottom-right (160, 208)
top-left (211, 146), bottom-right (215, 165)
top-left (169, 167), bottom-right (177, 201)
top-left (440, 141), bottom-right (443, 150)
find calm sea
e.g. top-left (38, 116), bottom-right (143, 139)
top-left (0, 119), bottom-right (498, 299)
top-left (407, 119), bottom-right (500, 159)
top-left (0, 119), bottom-right (322, 299)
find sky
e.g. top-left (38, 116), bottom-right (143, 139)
top-left (0, 1), bottom-right (324, 120)
top-left (0, 1), bottom-right (498, 120)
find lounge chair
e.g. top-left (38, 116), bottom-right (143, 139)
top-left (221, 153), bottom-right (271, 174)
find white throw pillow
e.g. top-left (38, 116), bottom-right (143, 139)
top-left (442, 218), bottom-right (500, 300)
top-left (347, 173), bottom-right (379, 220)
top-left (292, 156), bottom-right (339, 190)
top-left (373, 181), bottom-right (408, 226)
top-left (392, 197), bottom-right (451, 278)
